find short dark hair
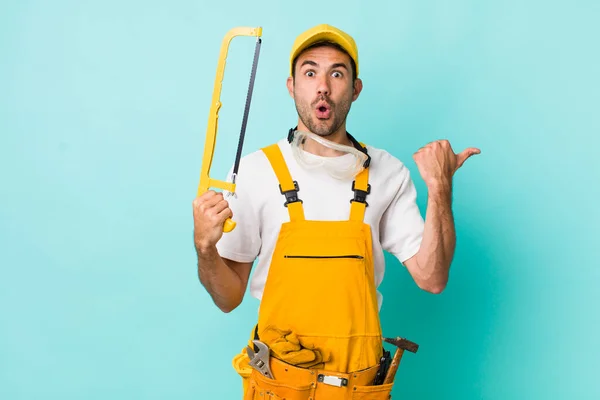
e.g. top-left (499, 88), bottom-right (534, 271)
top-left (291, 41), bottom-right (357, 81)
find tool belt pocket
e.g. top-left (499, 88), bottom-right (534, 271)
top-left (245, 369), bottom-right (313, 400)
top-left (350, 382), bottom-right (394, 400)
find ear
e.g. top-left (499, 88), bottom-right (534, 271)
top-left (286, 76), bottom-right (294, 98)
top-left (352, 78), bottom-right (363, 101)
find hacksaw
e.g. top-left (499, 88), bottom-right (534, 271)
top-left (196, 26), bottom-right (263, 232)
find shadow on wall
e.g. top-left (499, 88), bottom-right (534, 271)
top-left (379, 218), bottom-right (505, 399)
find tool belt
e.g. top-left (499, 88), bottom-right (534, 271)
top-left (233, 335), bottom-right (419, 400)
top-left (240, 353), bottom-right (394, 400)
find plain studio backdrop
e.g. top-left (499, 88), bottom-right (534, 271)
top-left (1, 1), bottom-right (599, 399)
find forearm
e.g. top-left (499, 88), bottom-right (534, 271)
top-left (196, 245), bottom-right (245, 313)
top-left (414, 182), bottom-right (456, 292)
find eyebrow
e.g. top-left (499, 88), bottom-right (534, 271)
top-left (300, 60), bottom-right (318, 68)
top-left (331, 63), bottom-right (349, 71)
top-left (299, 60), bottom-right (349, 71)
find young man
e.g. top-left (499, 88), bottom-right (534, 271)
top-left (192, 24), bottom-right (480, 398)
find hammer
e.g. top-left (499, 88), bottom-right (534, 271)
top-left (381, 336), bottom-right (419, 384)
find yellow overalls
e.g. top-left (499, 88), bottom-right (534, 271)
top-left (232, 143), bottom-right (394, 399)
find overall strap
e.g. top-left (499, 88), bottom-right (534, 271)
top-left (349, 142), bottom-right (371, 222)
top-left (261, 144), bottom-right (305, 222)
top-left (350, 166), bottom-right (370, 222)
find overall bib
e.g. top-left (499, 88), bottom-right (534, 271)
top-left (233, 143), bottom-right (394, 399)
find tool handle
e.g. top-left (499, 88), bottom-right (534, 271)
top-left (197, 179), bottom-right (237, 232)
top-left (372, 351), bottom-right (391, 385)
top-left (383, 348), bottom-right (404, 385)
top-left (223, 218), bottom-right (236, 233)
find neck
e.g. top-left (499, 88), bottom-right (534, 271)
top-left (296, 121), bottom-right (353, 157)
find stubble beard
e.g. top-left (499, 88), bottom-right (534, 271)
top-left (294, 92), bottom-right (353, 137)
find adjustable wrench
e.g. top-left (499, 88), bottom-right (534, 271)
top-left (246, 340), bottom-right (274, 379)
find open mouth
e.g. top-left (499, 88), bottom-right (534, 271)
top-left (315, 102), bottom-right (331, 119)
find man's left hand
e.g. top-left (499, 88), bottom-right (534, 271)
top-left (413, 140), bottom-right (480, 190)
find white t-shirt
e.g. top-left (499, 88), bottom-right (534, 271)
top-left (215, 137), bottom-right (424, 309)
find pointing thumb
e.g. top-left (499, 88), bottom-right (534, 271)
top-left (456, 147), bottom-right (481, 169)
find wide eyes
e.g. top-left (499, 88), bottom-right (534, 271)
top-left (304, 70), bottom-right (343, 78)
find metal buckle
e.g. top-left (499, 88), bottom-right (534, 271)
top-left (317, 374), bottom-right (348, 387)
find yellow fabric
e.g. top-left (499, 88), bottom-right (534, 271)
top-left (349, 141), bottom-right (369, 222)
top-left (259, 325), bottom-right (330, 368)
top-left (244, 352), bottom-right (393, 400)
top-left (233, 143), bottom-right (384, 399)
top-left (289, 24), bottom-right (360, 76)
top-left (261, 144), bottom-right (305, 222)
top-left (349, 167), bottom-right (369, 222)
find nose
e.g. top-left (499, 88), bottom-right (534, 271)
top-left (316, 75), bottom-right (330, 97)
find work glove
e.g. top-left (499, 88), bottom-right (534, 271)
top-left (258, 325), bottom-right (331, 369)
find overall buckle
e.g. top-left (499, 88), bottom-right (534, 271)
top-left (279, 181), bottom-right (302, 207)
top-left (350, 180), bottom-right (371, 206)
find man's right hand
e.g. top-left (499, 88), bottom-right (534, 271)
top-left (192, 191), bottom-right (233, 253)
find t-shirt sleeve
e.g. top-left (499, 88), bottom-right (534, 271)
top-left (380, 165), bottom-right (425, 265)
top-left (214, 167), bottom-right (261, 263)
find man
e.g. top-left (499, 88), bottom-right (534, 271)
top-left (192, 24), bottom-right (480, 399)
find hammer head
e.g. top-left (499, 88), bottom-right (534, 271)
top-left (383, 336), bottom-right (419, 353)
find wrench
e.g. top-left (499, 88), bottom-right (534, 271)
top-left (246, 340), bottom-right (274, 379)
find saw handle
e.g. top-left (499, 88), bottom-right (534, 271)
top-left (223, 218), bottom-right (236, 233)
top-left (196, 179), bottom-right (238, 234)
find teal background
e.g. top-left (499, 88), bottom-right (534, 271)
top-left (1, 0), bottom-right (599, 399)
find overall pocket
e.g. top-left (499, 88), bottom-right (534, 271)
top-left (351, 382), bottom-right (394, 400)
top-left (247, 369), bottom-right (313, 400)
top-left (233, 350), bottom-right (253, 397)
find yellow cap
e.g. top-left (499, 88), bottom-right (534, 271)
top-left (289, 24), bottom-right (359, 77)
